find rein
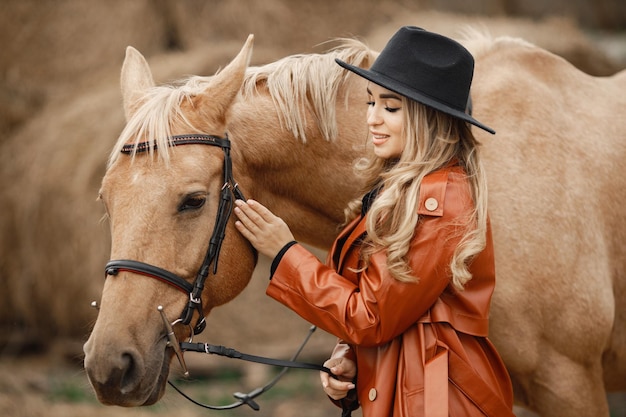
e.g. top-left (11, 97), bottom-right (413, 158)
top-left (100, 134), bottom-right (352, 415)
top-left (171, 332), bottom-right (354, 416)
top-left (172, 323), bottom-right (330, 411)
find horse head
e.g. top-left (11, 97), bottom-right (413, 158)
top-left (83, 35), bottom-right (258, 406)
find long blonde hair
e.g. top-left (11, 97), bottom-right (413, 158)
top-left (347, 98), bottom-right (488, 291)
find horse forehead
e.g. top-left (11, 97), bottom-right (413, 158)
top-left (104, 158), bottom-right (164, 187)
top-left (104, 149), bottom-right (222, 194)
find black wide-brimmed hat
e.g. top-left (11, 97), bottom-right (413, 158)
top-left (336, 26), bottom-right (495, 134)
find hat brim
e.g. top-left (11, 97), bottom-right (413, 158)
top-left (335, 58), bottom-right (495, 135)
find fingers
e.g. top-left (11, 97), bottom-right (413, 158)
top-left (233, 216), bottom-right (255, 241)
top-left (234, 200), bottom-right (275, 240)
top-left (320, 370), bottom-right (355, 401)
top-left (244, 199), bottom-right (275, 221)
top-left (233, 199), bottom-right (295, 259)
top-left (324, 357), bottom-right (357, 380)
top-left (234, 199), bottom-right (262, 229)
top-left (320, 370), bottom-right (331, 389)
top-left (235, 199), bottom-right (274, 224)
top-left (320, 358), bottom-right (356, 400)
top-left (234, 199), bottom-right (276, 238)
top-left (330, 363), bottom-right (345, 376)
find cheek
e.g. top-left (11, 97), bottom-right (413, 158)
top-left (391, 120), bottom-right (406, 156)
top-left (389, 113), bottom-right (404, 135)
top-left (391, 137), bottom-right (406, 157)
top-left (391, 119), bottom-right (404, 142)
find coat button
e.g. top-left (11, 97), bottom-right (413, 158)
top-left (368, 388), bottom-right (377, 401)
top-left (425, 197), bottom-right (438, 211)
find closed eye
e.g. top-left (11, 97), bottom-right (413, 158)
top-left (366, 101), bottom-right (401, 113)
top-left (179, 194), bottom-right (207, 212)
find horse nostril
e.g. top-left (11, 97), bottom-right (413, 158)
top-left (119, 351), bottom-right (141, 393)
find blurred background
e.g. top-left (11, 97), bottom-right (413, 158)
top-left (0, 1), bottom-right (624, 416)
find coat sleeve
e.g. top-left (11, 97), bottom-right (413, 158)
top-left (266, 170), bottom-right (472, 347)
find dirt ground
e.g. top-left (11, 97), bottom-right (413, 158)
top-left (0, 352), bottom-right (350, 417)
top-left (2, 352), bottom-right (625, 417)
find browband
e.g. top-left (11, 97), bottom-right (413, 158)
top-left (121, 134), bottom-right (229, 154)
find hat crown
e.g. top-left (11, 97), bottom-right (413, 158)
top-left (370, 26), bottom-right (473, 112)
top-left (335, 26), bottom-right (495, 134)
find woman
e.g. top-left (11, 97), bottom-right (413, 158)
top-left (234, 26), bottom-right (514, 416)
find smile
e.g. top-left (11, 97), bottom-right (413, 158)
top-left (372, 135), bottom-right (389, 145)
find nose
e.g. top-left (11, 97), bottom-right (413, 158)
top-left (84, 345), bottom-right (145, 402)
top-left (114, 350), bottom-right (142, 394)
top-left (367, 106), bottom-right (382, 126)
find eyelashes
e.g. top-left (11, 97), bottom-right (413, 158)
top-left (367, 101), bottom-right (401, 113)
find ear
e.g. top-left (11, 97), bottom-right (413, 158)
top-left (196, 34), bottom-right (254, 122)
top-left (120, 46), bottom-right (155, 121)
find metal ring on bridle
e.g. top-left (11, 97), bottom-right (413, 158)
top-left (169, 318), bottom-right (194, 344)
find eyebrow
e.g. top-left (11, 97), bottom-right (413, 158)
top-left (366, 87), bottom-right (402, 101)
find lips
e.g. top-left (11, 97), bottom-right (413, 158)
top-left (371, 132), bottom-right (389, 146)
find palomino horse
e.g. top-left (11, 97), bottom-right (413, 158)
top-left (83, 34), bottom-right (626, 416)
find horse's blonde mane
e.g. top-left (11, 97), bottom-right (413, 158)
top-left (109, 39), bottom-right (375, 167)
top-left (109, 77), bottom-right (212, 166)
top-left (242, 38), bottom-right (374, 143)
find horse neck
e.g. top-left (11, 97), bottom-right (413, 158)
top-left (229, 93), bottom-right (368, 250)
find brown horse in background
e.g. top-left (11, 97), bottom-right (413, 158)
top-left (83, 33), bottom-right (626, 416)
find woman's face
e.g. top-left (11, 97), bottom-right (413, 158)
top-left (366, 83), bottom-right (406, 160)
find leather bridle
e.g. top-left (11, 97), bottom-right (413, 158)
top-left (104, 133), bottom-right (248, 336)
top-left (97, 133), bottom-right (353, 415)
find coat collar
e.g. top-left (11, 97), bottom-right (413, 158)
top-left (331, 162), bottom-right (459, 272)
top-left (330, 215), bottom-right (367, 272)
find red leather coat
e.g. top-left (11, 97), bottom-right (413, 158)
top-left (267, 165), bottom-right (514, 416)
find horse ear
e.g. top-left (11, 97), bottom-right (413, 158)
top-left (120, 46), bottom-right (155, 121)
top-left (197, 34), bottom-right (254, 120)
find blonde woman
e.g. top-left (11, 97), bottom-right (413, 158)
top-left (235, 26), bottom-right (514, 417)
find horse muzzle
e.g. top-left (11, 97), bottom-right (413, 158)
top-left (83, 305), bottom-right (173, 406)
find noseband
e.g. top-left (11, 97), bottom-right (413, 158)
top-left (104, 134), bottom-right (247, 335)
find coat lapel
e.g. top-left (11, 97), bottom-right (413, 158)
top-left (333, 216), bottom-right (367, 274)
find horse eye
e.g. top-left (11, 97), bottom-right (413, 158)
top-left (179, 196), bottom-right (206, 211)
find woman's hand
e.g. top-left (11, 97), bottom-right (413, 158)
top-left (320, 357), bottom-right (357, 400)
top-left (234, 199), bottom-right (295, 259)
